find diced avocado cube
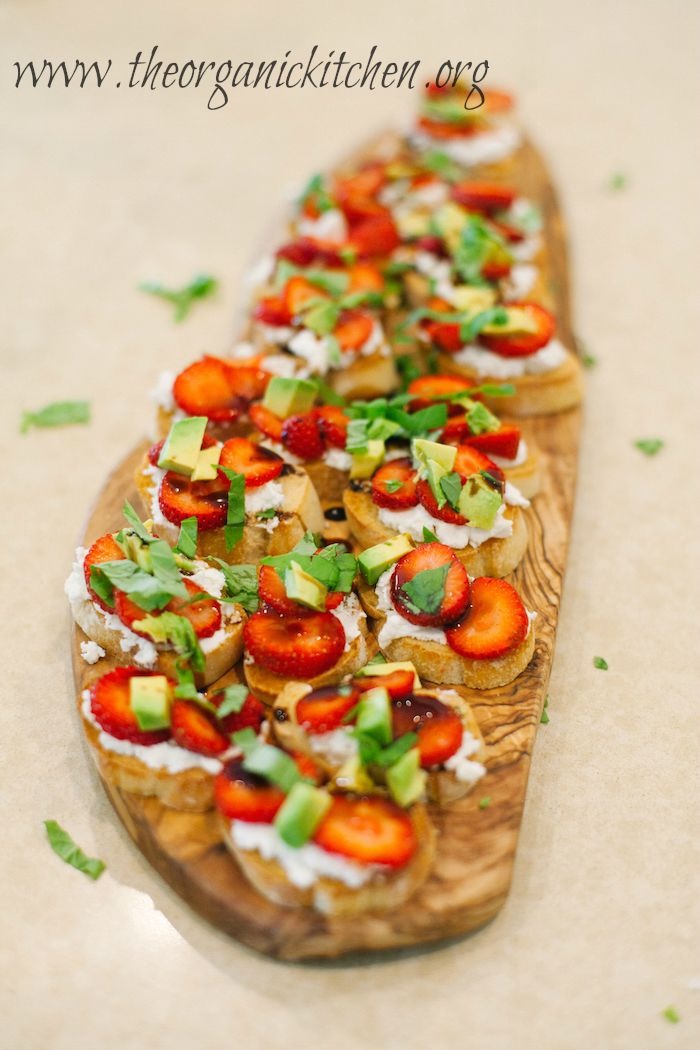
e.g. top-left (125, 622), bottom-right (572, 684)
top-left (349, 439), bottom-right (385, 480)
top-left (157, 417), bottom-right (207, 475)
top-left (358, 534), bottom-right (413, 586)
top-left (129, 675), bottom-right (172, 731)
top-left (355, 687), bottom-right (392, 746)
top-left (458, 474), bottom-right (503, 529)
top-left (284, 560), bottom-right (327, 611)
top-left (355, 660), bottom-right (421, 690)
top-left (262, 376), bottom-right (318, 420)
top-left (190, 444), bottom-right (222, 481)
top-left (274, 782), bottom-right (332, 848)
top-left (451, 286), bottom-right (498, 314)
top-left (482, 306), bottom-right (539, 336)
top-left (333, 753), bottom-right (376, 794)
top-left (466, 402), bottom-right (500, 435)
top-left (412, 438), bottom-right (456, 475)
top-left (386, 747), bottom-right (427, 807)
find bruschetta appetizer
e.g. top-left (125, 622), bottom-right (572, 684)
top-left (271, 670), bottom-right (486, 806)
top-left (65, 505), bottom-right (246, 686)
top-left (409, 84), bottom-right (522, 171)
top-left (343, 436), bottom-right (529, 578)
top-left (355, 539), bottom-right (535, 687)
top-left (242, 537), bottom-right (372, 703)
top-left (81, 666), bottom-right (265, 811)
top-left (135, 417), bottom-right (325, 562)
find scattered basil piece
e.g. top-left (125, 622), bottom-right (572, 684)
top-left (298, 173), bottom-right (334, 215)
top-left (399, 562), bottom-right (450, 616)
top-left (122, 501), bottom-right (155, 545)
top-left (90, 560), bottom-right (180, 612)
top-left (661, 1006), bottom-right (680, 1024)
top-left (420, 149), bottom-right (462, 183)
top-left (132, 611), bottom-right (204, 672)
top-left (243, 742), bottom-right (301, 793)
top-left (422, 526), bottom-right (440, 543)
top-left (219, 466), bottom-right (245, 550)
top-left (315, 379), bottom-right (346, 407)
top-left (215, 684), bottom-right (249, 718)
top-left (21, 400), bottom-right (90, 434)
top-left (384, 479), bottom-right (404, 493)
top-left (208, 561), bottom-right (259, 613)
top-left (256, 508), bottom-right (278, 520)
top-left (540, 695), bottom-right (550, 724)
top-left (173, 662), bottom-right (199, 700)
top-left (232, 727), bottom-right (258, 754)
top-left (44, 820), bottom-right (105, 880)
top-left (373, 733), bottom-right (418, 768)
top-left (365, 652), bottom-right (387, 667)
top-left (593, 656), bottom-right (608, 670)
top-left (439, 472), bottom-right (463, 511)
top-left (140, 274), bottom-right (217, 323)
top-left (274, 259), bottom-right (349, 298)
top-left (634, 438), bottom-right (664, 457)
top-left (174, 517), bottom-right (198, 559)
top-left (478, 796), bottom-right (492, 810)
top-left (345, 418), bottom-right (370, 454)
top-left (608, 172), bottom-right (628, 191)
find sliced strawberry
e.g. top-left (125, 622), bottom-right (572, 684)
top-left (488, 217), bottom-right (526, 244)
top-left (454, 444), bottom-right (505, 485)
top-left (335, 164), bottom-right (386, 201)
top-left (211, 691), bottom-right (266, 737)
top-left (370, 458), bottom-right (418, 510)
top-left (259, 563), bottom-right (344, 616)
top-left (115, 578), bottom-right (221, 640)
top-left (244, 610), bottom-right (345, 678)
top-left (392, 693), bottom-right (463, 767)
top-left (348, 212), bottom-right (400, 258)
top-left (171, 699), bottom-right (229, 757)
top-left (295, 684), bottom-right (360, 734)
top-left (276, 238), bottom-right (344, 268)
top-left (293, 751), bottom-right (324, 783)
top-left (425, 319), bottom-right (463, 352)
top-left (445, 577), bottom-right (529, 660)
top-left (214, 758), bottom-right (285, 823)
top-left (347, 262), bottom-right (385, 295)
top-left (466, 425), bottom-right (521, 461)
top-left (159, 471), bottom-right (230, 530)
top-left (353, 669), bottom-right (415, 701)
top-left (254, 296), bottom-right (292, 327)
top-left (417, 116), bottom-right (480, 140)
top-left (313, 796), bottom-right (417, 869)
top-left (451, 181), bottom-right (515, 214)
top-left (339, 193), bottom-right (384, 225)
top-left (484, 88), bottom-right (514, 113)
top-left (408, 374), bottom-right (473, 401)
top-left (89, 667), bottom-right (171, 746)
top-left (172, 357), bottom-right (269, 423)
top-left (440, 415), bottom-right (471, 444)
top-left (480, 303), bottom-right (555, 358)
top-left (413, 234), bottom-right (448, 256)
top-left (219, 437), bottom-right (284, 488)
top-left (481, 257), bottom-right (512, 281)
top-left (280, 414), bottom-right (324, 460)
top-left (316, 405), bottom-right (349, 449)
top-left (83, 533), bottom-right (125, 611)
top-left (390, 543), bottom-right (470, 626)
top-left (416, 478), bottom-right (467, 525)
top-left (248, 403), bottom-right (284, 442)
top-left (284, 275), bottom-right (328, 317)
top-left (334, 310), bottom-right (374, 352)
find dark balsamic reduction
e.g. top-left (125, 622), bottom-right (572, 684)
top-left (325, 505), bottom-right (347, 521)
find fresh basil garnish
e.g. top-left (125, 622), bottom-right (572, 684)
top-left (44, 820), bottom-right (105, 880)
top-left (208, 561), bottom-right (259, 613)
top-left (174, 517), bottom-right (198, 559)
top-left (21, 400), bottom-right (90, 434)
top-left (139, 274), bottom-right (217, 323)
top-left (399, 562), bottom-right (450, 616)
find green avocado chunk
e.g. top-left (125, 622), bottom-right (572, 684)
top-left (262, 376), bottom-right (318, 419)
top-left (284, 560), bottom-right (328, 611)
top-left (412, 438), bottom-right (456, 474)
top-left (386, 747), bottom-right (427, 807)
top-left (355, 687), bottom-right (392, 746)
top-left (274, 782), bottom-right (332, 848)
top-left (157, 416), bottom-right (207, 475)
top-left (350, 439), bottom-right (386, 480)
top-left (458, 474), bottom-right (503, 529)
top-left (129, 675), bottom-right (172, 731)
top-left (358, 534), bottom-right (413, 586)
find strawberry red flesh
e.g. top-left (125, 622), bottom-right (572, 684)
top-left (415, 478), bottom-right (467, 525)
top-left (391, 693), bottom-right (464, 767)
top-left (281, 413), bottom-right (324, 460)
top-left (214, 758), bottom-right (285, 823)
top-left (348, 211), bottom-right (400, 258)
top-left (212, 691), bottom-right (266, 737)
top-left (171, 699), bottom-right (230, 757)
top-left (83, 533), bottom-right (126, 611)
top-left (445, 577), bottom-right (529, 660)
top-left (115, 578), bottom-right (221, 639)
top-left (370, 458), bottom-right (418, 510)
top-left (159, 471), bottom-right (230, 530)
top-left (254, 296), bottom-right (292, 327)
top-left (244, 610), bottom-right (346, 679)
top-left (276, 238), bottom-right (344, 268)
top-left (295, 684), bottom-right (360, 734)
top-left (313, 796), bottom-right (417, 868)
top-left (333, 310), bottom-right (375, 352)
top-left (249, 403), bottom-right (284, 442)
top-left (89, 667), bottom-right (171, 746)
top-left (353, 669), bottom-right (415, 700)
top-left (466, 425), bottom-right (521, 461)
top-left (172, 357), bottom-right (269, 423)
top-left (451, 181), bottom-right (515, 214)
top-left (479, 302), bottom-right (555, 358)
top-left (219, 437), bottom-right (284, 488)
top-left (316, 405), bottom-right (349, 449)
top-left (390, 542), bottom-right (471, 627)
top-left (454, 444), bottom-right (505, 486)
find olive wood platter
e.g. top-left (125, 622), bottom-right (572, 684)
top-left (71, 134), bottom-right (581, 961)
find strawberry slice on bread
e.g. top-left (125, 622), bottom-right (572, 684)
top-left (390, 543), bottom-right (471, 627)
top-left (89, 667), bottom-right (171, 746)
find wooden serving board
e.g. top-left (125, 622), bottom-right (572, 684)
top-left (71, 135), bottom-right (581, 961)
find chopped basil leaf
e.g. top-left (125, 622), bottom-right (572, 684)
top-left (608, 172), bottom-right (628, 191)
top-left (149, 539), bottom-right (188, 594)
top-left (208, 561), bottom-right (258, 613)
top-left (540, 695), bottom-right (550, 724)
top-left (174, 517), bottom-right (198, 559)
top-left (341, 702), bottom-right (360, 724)
top-left (274, 259), bottom-right (349, 297)
top-left (90, 559), bottom-right (180, 612)
top-left (140, 274), bottom-right (217, 323)
top-left (420, 149), bottom-right (462, 182)
top-left (453, 216), bottom-right (512, 286)
top-left (439, 472), bottom-right (463, 510)
top-left (365, 652), bottom-right (387, 666)
top-left (132, 611), bottom-right (204, 672)
top-left (256, 508), bottom-right (277, 520)
top-left (384, 479), bottom-right (404, 493)
top-left (215, 684), bottom-right (249, 718)
top-left (478, 796), bottom-right (492, 810)
top-left (315, 379), bottom-right (346, 407)
top-left (325, 334), bottom-right (342, 368)
top-left (298, 173), bottom-right (334, 215)
top-left (593, 656), bottom-right (608, 670)
top-left (302, 299), bottom-right (341, 336)
top-left (219, 466), bottom-right (245, 551)
top-left (466, 401), bottom-right (499, 435)
top-left (122, 501), bottom-right (155, 545)
top-left (661, 1007), bottom-right (680, 1024)
top-left (345, 418), bottom-right (370, 454)
top-left (399, 562), bottom-right (450, 616)
top-left (21, 400), bottom-right (90, 434)
top-left (243, 742), bottom-right (301, 793)
top-left (173, 661), bottom-right (199, 700)
top-left (44, 820), bottom-right (105, 880)
top-left (395, 354), bottom-right (423, 390)
top-left (469, 382), bottom-right (516, 398)
top-left (634, 438), bottom-right (664, 457)
top-left (422, 526), bottom-right (440, 543)
top-left (582, 351), bottom-right (597, 369)
top-left (373, 733), bottom-right (418, 768)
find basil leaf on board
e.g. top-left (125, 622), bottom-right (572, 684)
top-left (593, 656), bottom-right (609, 670)
top-left (44, 820), bottom-right (105, 880)
top-left (139, 274), bottom-right (217, 323)
top-left (21, 400), bottom-right (90, 434)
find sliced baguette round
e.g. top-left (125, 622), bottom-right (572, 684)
top-left (220, 802), bottom-right (436, 916)
top-left (343, 488), bottom-right (528, 578)
top-left (435, 348), bottom-right (583, 417)
top-left (249, 336), bottom-right (399, 401)
top-left (134, 457), bottom-right (325, 562)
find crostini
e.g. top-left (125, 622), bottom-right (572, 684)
top-left (135, 417), bottom-right (325, 562)
top-left (355, 539), bottom-right (535, 687)
top-left (409, 83), bottom-right (522, 172)
top-left (65, 504), bottom-right (246, 686)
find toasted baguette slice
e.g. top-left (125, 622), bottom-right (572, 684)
top-left (220, 803), bottom-right (435, 916)
top-left (498, 442), bottom-right (541, 500)
top-left (344, 488), bottom-right (528, 578)
top-left (435, 348), bottom-right (583, 417)
top-left (244, 626), bottom-right (375, 706)
top-left (402, 267), bottom-right (551, 312)
top-left (249, 335), bottom-right (399, 401)
top-left (134, 457), bottom-right (325, 562)
top-left (356, 575), bottom-right (535, 688)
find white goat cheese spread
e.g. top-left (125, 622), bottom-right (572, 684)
top-left (453, 338), bottom-right (568, 378)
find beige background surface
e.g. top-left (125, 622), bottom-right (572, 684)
top-left (2, 1), bottom-right (699, 1047)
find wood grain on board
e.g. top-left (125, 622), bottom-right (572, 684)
top-left (71, 135), bottom-right (581, 961)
